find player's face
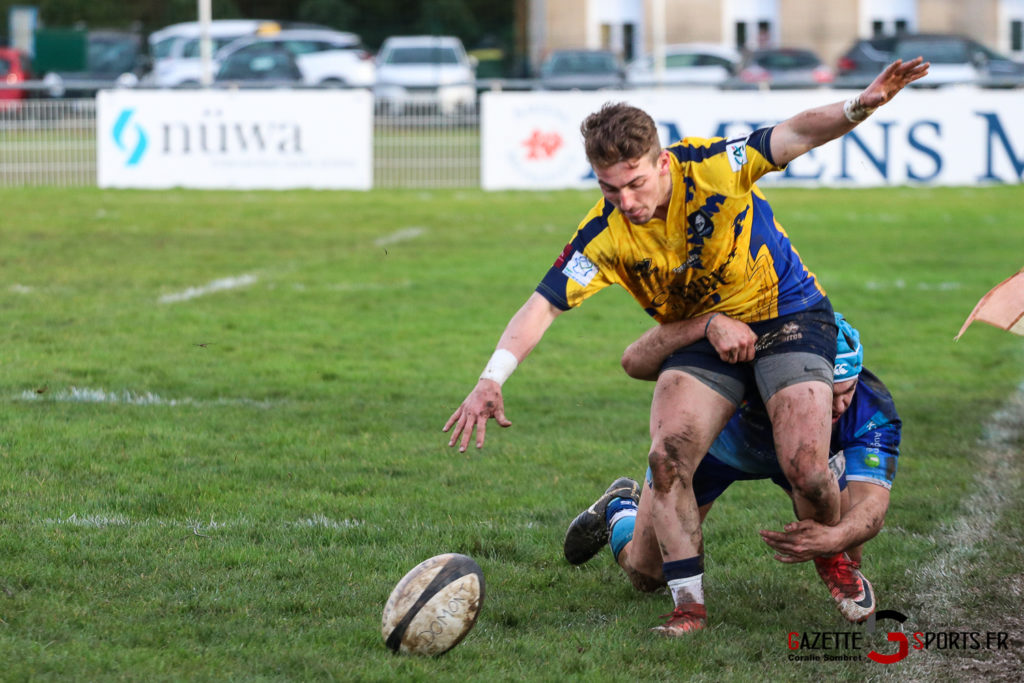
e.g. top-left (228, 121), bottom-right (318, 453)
top-left (594, 150), bottom-right (672, 225)
top-left (832, 378), bottom-right (858, 423)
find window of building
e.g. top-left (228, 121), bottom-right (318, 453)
top-left (735, 22), bottom-right (748, 50)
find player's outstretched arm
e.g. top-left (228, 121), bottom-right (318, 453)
top-left (770, 57), bottom-right (930, 167)
top-left (759, 482), bottom-right (890, 562)
top-left (443, 293), bottom-right (562, 452)
top-left (622, 313), bottom-right (757, 380)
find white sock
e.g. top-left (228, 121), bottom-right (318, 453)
top-left (667, 573), bottom-right (704, 606)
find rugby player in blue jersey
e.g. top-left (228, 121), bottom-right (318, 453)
top-left (445, 58), bottom-right (926, 635)
top-left (563, 313), bottom-right (900, 624)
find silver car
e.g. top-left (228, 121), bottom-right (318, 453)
top-left (374, 36), bottom-right (477, 115)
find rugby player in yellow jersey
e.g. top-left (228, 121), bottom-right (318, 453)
top-left (444, 57), bottom-right (928, 636)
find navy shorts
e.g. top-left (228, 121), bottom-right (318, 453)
top-left (645, 452), bottom-right (847, 507)
top-left (661, 299), bottom-right (837, 405)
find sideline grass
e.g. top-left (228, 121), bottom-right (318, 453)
top-left (0, 185), bottom-right (1022, 680)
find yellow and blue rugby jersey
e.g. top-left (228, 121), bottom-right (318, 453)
top-left (536, 127), bottom-right (826, 324)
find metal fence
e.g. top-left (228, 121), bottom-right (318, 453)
top-left (0, 98), bottom-right (480, 188)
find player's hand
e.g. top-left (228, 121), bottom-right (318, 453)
top-left (706, 314), bottom-right (757, 364)
top-left (860, 56), bottom-right (930, 109)
top-left (443, 379), bottom-right (512, 452)
top-left (759, 519), bottom-right (841, 563)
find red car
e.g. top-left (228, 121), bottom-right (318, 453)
top-left (0, 47), bottom-right (32, 107)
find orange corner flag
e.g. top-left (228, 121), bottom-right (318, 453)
top-left (955, 268), bottom-right (1024, 340)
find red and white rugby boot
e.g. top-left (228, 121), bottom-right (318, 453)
top-left (813, 552), bottom-right (876, 623)
top-left (651, 602), bottom-right (708, 636)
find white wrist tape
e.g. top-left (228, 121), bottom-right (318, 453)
top-left (843, 95), bottom-right (876, 123)
top-left (480, 348), bottom-right (518, 386)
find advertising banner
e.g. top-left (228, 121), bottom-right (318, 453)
top-left (97, 90), bottom-right (372, 189)
top-left (481, 88), bottom-right (1024, 190)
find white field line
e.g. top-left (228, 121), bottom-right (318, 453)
top-left (35, 513), bottom-right (365, 531)
top-left (158, 273), bottom-right (258, 304)
top-left (891, 381), bottom-right (1024, 680)
top-left (30, 515), bottom-right (539, 532)
top-left (9, 283), bottom-right (33, 294)
top-left (373, 227), bottom-right (425, 247)
top-left (15, 386), bottom-right (278, 408)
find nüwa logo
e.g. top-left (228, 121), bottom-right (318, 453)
top-left (112, 108), bottom-right (148, 166)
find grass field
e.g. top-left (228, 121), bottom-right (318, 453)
top-left (0, 185), bottom-right (1022, 681)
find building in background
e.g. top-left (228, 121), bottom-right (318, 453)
top-left (522, 0), bottom-right (1024, 73)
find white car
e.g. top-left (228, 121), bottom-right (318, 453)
top-left (374, 36), bottom-right (476, 114)
top-left (626, 43), bottom-right (741, 87)
top-left (215, 29), bottom-right (375, 88)
top-left (146, 19), bottom-right (277, 87)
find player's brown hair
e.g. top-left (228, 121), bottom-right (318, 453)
top-left (580, 102), bottom-right (661, 169)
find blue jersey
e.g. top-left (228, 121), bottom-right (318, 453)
top-left (707, 368), bottom-right (901, 489)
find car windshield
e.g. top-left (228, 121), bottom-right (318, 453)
top-left (895, 39), bottom-right (969, 64)
top-left (754, 51), bottom-right (819, 69)
top-left (183, 37), bottom-right (246, 58)
top-left (547, 52), bottom-right (616, 74)
top-left (384, 46), bottom-right (459, 65)
top-left (87, 38), bottom-right (139, 74)
top-left (665, 53), bottom-right (701, 68)
top-left (151, 38), bottom-right (176, 59)
top-left (218, 45), bottom-right (297, 79)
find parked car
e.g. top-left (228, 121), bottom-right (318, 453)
top-left (214, 29), bottom-right (374, 88)
top-left (146, 19), bottom-right (278, 87)
top-left (42, 30), bottom-right (150, 97)
top-left (725, 47), bottom-right (834, 89)
top-left (0, 47), bottom-right (32, 107)
top-left (536, 49), bottom-right (625, 90)
top-left (374, 35), bottom-right (476, 114)
top-left (838, 33), bottom-right (1024, 88)
top-left (626, 43), bottom-right (740, 87)
top-left (835, 35), bottom-right (898, 87)
top-left (215, 41), bottom-right (303, 85)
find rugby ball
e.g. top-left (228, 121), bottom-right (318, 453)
top-left (381, 553), bottom-right (485, 656)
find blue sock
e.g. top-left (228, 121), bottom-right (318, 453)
top-left (662, 555), bottom-right (704, 581)
top-left (606, 497), bottom-right (638, 561)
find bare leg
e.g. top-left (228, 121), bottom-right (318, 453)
top-left (767, 380), bottom-right (839, 526)
top-left (646, 370), bottom-right (734, 565)
top-left (618, 482), bottom-right (714, 592)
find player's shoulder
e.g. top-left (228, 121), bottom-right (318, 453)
top-left (857, 368), bottom-right (898, 413)
top-left (842, 367), bottom-right (902, 435)
top-left (666, 136), bottom-right (729, 164)
top-left (572, 195), bottom-right (624, 249)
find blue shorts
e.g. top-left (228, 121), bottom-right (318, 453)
top-left (645, 452), bottom-right (847, 507)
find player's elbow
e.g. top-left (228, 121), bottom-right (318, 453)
top-left (621, 346), bottom-right (656, 381)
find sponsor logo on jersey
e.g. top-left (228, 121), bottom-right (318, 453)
top-left (562, 251), bottom-right (598, 287)
top-left (673, 253), bottom-right (703, 273)
top-left (687, 208), bottom-right (714, 238)
top-left (726, 138), bottom-right (749, 172)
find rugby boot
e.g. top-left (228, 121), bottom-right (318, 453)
top-left (813, 552), bottom-right (877, 623)
top-left (651, 603), bottom-right (708, 636)
top-left (563, 477), bottom-right (640, 565)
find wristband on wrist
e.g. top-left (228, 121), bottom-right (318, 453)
top-left (843, 95), bottom-right (876, 123)
top-left (480, 348), bottom-right (518, 386)
top-left (704, 312), bottom-right (722, 336)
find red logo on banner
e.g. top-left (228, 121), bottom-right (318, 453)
top-left (522, 130), bottom-right (563, 160)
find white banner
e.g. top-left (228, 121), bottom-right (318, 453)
top-left (481, 88), bottom-right (1024, 190)
top-left (97, 90), bottom-right (373, 189)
